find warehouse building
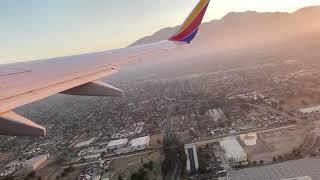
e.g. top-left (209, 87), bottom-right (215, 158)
top-left (240, 132), bottom-right (257, 146)
top-left (220, 137), bottom-right (247, 164)
top-left (75, 137), bottom-right (96, 148)
top-left (130, 136), bottom-right (150, 151)
top-left (22, 154), bottom-right (50, 172)
top-left (106, 138), bottom-right (128, 150)
top-left (83, 154), bottom-right (101, 161)
top-left (208, 108), bottom-right (224, 121)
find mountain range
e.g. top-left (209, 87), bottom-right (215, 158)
top-left (130, 6), bottom-right (320, 53)
top-left (108, 6), bottom-right (320, 84)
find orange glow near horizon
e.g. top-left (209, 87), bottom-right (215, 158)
top-left (1, 0), bottom-right (320, 64)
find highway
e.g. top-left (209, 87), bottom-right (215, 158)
top-left (10, 150), bottom-right (156, 178)
top-left (69, 150), bottom-right (155, 167)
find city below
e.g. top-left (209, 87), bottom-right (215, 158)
top-left (3, 45), bottom-right (320, 180)
top-left (3, 4), bottom-right (320, 180)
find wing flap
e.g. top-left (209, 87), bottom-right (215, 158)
top-left (0, 111), bottom-right (46, 136)
top-left (61, 80), bottom-right (124, 97)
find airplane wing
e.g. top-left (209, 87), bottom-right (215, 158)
top-left (0, 0), bottom-right (210, 136)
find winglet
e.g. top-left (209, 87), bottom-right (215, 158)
top-left (169, 0), bottom-right (210, 43)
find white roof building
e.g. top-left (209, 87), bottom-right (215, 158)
top-left (84, 154), bottom-right (101, 160)
top-left (75, 137), bottom-right (96, 148)
top-left (209, 109), bottom-right (224, 121)
top-left (220, 137), bottom-right (247, 163)
top-left (299, 105), bottom-right (320, 113)
top-left (130, 136), bottom-right (150, 151)
top-left (23, 154), bottom-right (49, 172)
top-left (240, 132), bottom-right (257, 146)
top-left (107, 138), bottom-right (128, 150)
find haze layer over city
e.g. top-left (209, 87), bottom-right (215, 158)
top-left (3, 1), bottom-right (320, 180)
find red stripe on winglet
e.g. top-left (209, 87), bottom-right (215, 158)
top-left (170, 3), bottom-right (209, 41)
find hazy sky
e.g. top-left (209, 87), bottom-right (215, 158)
top-left (1, 0), bottom-right (320, 63)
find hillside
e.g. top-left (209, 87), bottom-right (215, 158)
top-left (130, 6), bottom-right (320, 52)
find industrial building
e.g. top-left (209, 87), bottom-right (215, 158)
top-left (130, 136), bottom-right (150, 151)
top-left (22, 154), bottom-right (50, 172)
top-left (240, 132), bottom-right (257, 146)
top-left (75, 137), bottom-right (96, 148)
top-left (220, 137), bottom-right (247, 164)
top-left (184, 144), bottom-right (199, 175)
top-left (83, 154), bottom-right (101, 161)
top-left (228, 158), bottom-right (320, 180)
top-left (209, 108), bottom-right (224, 121)
top-left (299, 105), bottom-right (320, 113)
top-left (106, 138), bottom-right (128, 150)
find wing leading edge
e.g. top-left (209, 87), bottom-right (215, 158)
top-left (0, 0), bottom-right (210, 136)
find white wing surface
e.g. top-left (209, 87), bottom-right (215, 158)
top-left (0, 0), bottom-right (210, 136)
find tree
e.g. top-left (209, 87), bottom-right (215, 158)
top-left (143, 161), bottom-right (154, 171)
top-left (218, 119), bottom-right (226, 128)
top-left (131, 168), bottom-right (147, 180)
top-left (156, 139), bottom-right (161, 145)
top-left (259, 160), bottom-right (264, 164)
top-left (296, 152), bottom-right (301, 157)
top-left (252, 161), bottom-right (257, 165)
top-left (64, 165), bottom-right (74, 173)
top-left (205, 144), bottom-right (210, 149)
top-left (279, 106), bottom-right (284, 111)
top-left (292, 148), bottom-right (296, 153)
top-left (273, 157), bottom-right (277, 162)
top-left (27, 171), bottom-right (36, 178)
top-left (161, 160), bottom-right (169, 174)
top-left (101, 151), bottom-right (106, 158)
top-left (143, 163), bottom-right (148, 169)
top-left (148, 161), bottom-right (153, 170)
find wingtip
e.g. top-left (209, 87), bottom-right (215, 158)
top-left (169, 0), bottom-right (210, 43)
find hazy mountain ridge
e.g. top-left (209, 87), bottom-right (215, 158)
top-left (109, 6), bottom-right (320, 84)
top-left (130, 6), bottom-right (320, 50)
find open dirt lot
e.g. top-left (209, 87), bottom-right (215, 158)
top-left (244, 126), bottom-right (309, 162)
top-left (108, 151), bottom-right (162, 180)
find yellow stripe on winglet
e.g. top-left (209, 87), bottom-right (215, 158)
top-left (178, 0), bottom-right (209, 34)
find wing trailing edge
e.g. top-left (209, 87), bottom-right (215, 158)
top-left (0, 0), bottom-right (211, 137)
top-left (61, 81), bottom-right (124, 97)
